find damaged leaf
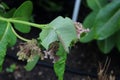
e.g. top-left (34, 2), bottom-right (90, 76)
top-left (39, 16), bottom-right (77, 53)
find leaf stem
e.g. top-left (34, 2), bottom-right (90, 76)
top-left (11, 26), bottom-right (31, 42)
top-left (0, 16), bottom-right (47, 29)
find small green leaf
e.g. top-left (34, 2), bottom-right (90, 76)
top-left (24, 55), bottom-right (40, 71)
top-left (87, 0), bottom-right (107, 11)
top-left (40, 16), bottom-right (77, 52)
top-left (0, 21), bottom-right (16, 71)
top-left (97, 36), bottom-right (115, 54)
top-left (6, 64), bottom-right (16, 72)
top-left (54, 43), bottom-right (67, 80)
top-left (13, 1), bottom-right (33, 33)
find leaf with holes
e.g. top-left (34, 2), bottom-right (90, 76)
top-left (39, 16), bottom-right (77, 52)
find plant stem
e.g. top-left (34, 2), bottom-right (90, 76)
top-left (0, 16), bottom-right (47, 29)
top-left (11, 26), bottom-right (31, 42)
top-left (0, 16), bottom-right (46, 42)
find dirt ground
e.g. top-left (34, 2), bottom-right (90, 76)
top-left (0, 40), bottom-right (120, 80)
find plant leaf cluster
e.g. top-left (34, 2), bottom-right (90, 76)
top-left (81, 0), bottom-right (120, 53)
top-left (0, 1), bottom-right (32, 71)
top-left (0, 1), bottom-right (81, 80)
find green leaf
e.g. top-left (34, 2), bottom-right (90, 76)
top-left (87, 0), bottom-right (107, 11)
top-left (4, 8), bottom-right (16, 18)
top-left (80, 27), bottom-right (95, 43)
top-left (83, 11), bottom-right (97, 28)
top-left (13, 1), bottom-right (33, 33)
top-left (97, 36), bottom-right (115, 54)
top-left (81, 12), bottom-right (98, 43)
top-left (6, 64), bottom-right (16, 72)
top-left (95, 1), bottom-right (120, 40)
top-left (81, 1), bottom-right (120, 43)
top-left (40, 16), bottom-right (77, 52)
top-left (40, 27), bottom-right (58, 49)
top-left (86, 0), bottom-right (111, 23)
top-left (0, 21), bottom-right (16, 46)
top-left (81, 0), bottom-right (107, 43)
top-left (24, 55), bottom-right (40, 71)
top-left (54, 43), bottom-right (67, 80)
top-left (0, 21), bottom-right (16, 71)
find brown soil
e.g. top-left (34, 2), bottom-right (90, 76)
top-left (0, 40), bottom-right (120, 80)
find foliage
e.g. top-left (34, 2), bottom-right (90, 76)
top-left (13, 1), bottom-right (33, 33)
top-left (0, 1), bottom-right (88, 80)
top-left (6, 64), bottom-right (16, 72)
top-left (0, 22), bottom-right (16, 71)
top-left (54, 43), bottom-right (67, 80)
top-left (81, 0), bottom-right (120, 53)
top-left (39, 16), bottom-right (77, 52)
top-left (24, 54), bottom-right (40, 71)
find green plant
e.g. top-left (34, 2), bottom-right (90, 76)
top-left (0, 1), bottom-right (89, 80)
top-left (81, 0), bottom-right (120, 53)
top-left (6, 64), bottom-right (16, 72)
